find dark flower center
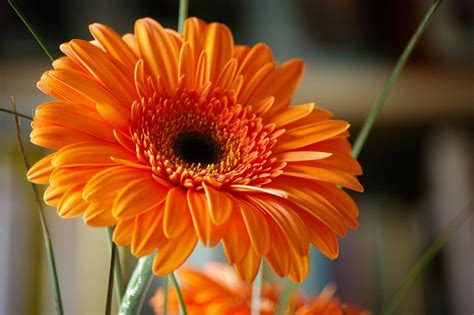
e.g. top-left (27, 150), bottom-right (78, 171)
top-left (173, 131), bottom-right (222, 165)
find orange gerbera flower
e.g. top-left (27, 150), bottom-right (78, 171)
top-left (27, 17), bottom-right (363, 282)
top-left (150, 264), bottom-right (370, 315)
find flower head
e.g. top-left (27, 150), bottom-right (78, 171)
top-left (27, 17), bottom-right (363, 282)
top-left (150, 264), bottom-right (370, 315)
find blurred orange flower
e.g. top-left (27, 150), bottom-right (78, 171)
top-left (150, 264), bottom-right (370, 315)
top-left (27, 17), bottom-right (362, 281)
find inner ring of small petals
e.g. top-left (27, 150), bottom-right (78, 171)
top-left (131, 86), bottom-right (285, 189)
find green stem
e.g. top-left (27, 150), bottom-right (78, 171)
top-left (177, 0), bottom-right (189, 34)
top-left (163, 276), bottom-right (169, 315)
top-left (118, 254), bottom-right (155, 315)
top-left (351, 0), bottom-right (441, 159)
top-left (0, 107), bottom-right (33, 120)
top-left (381, 204), bottom-right (472, 315)
top-left (8, 0), bottom-right (55, 62)
top-left (10, 97), bottom-right (64, 315)
top-left (105, 241), bottom-right (117, 315)
top-left (275, 280), bottom-right (298, 315)
top-left (170, 272), bottom-right (188, 315)
top-left (105, 227), bottom-right (124, 306)
top-left (251, 265), bottom-right (263, 315)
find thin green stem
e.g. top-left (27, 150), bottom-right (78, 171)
top-left (170, 272), bottom-right (188, 315)
top-left (381, 203), bottom-right (472, 315)
top-left (105, 241), bottom-right (117, 315)
top-left (275, 281), bottom-right (298, 315)
top-left (105, 227), bottom-right (124, 306)
top-left (8, 0), bottom-right (55, 62)
top-left (118, 254), bottom-right (155, 315)
top-left (10, 97), bottom-right (64, 315)
top-left (0, 107), bottom-right (33, 120)
top-left (163, 276), bottom-right (169, 315)
top-left (177, 0), bottom-right (189, 34)
top-left (251, 265), bottom-right (263, 315)
top-left (351, 0), bottom-right (441, 158)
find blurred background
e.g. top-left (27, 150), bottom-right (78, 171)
top-left (0, 0), bottom-right (472, 314)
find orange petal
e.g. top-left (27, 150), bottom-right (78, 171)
top-left (239, 200), bottom-right (271, 255)
top-left (237, 62), bottom-right (275, 106)
top-left (69, 39), bottom-right (137, 105)
top-left (83, 165), bottom-right (149, 201)
top-left (288, 250), bottom-right (309, 283)
top-left (45, 69), bottom-right (126, 109)
top-left (152, 227), bottom-right (198, 275)
top-left (183, 17), bottom-right (207, 61)
top-left (234, 44), bottom-right (250, 64)
top-left (34, 102), bottom-right (115, 142)
top-left (31, 123), bottom-right (103, 150)
top-left (215, 58), bottom-right (238, 90)
top-left (274, 120), bottom-right (349, 153)
top-left (165, 28), bottom-right (183, 52)
top-left (57, 185), bottom-right (87, 218)
top-left (52, 141), bottom-right (136, 167)
top-left (178, 42), bottom-right (195, 90)
top-left (237, 43), bottom-right (273, 80)
top-left (298, 210), bottom-right (339, 259)
top-left (269, 103), bottom-right (315, 127)
top-left (203, 22), bottom-right (234, 83)
top-left (89, 23), bottom-right (138, 72)
top-left (230, 185), bottom-right (288, 199)
top-left (248, 59), bottom-right (304, 116)
top-left (135, 18), bottom-right (178, 90)
top-left (113, 130), bottom-right (136, 155)
top-left (222, 211), bottom-right (250, 264)
top-left (83, 201), bottom-right (116, 227)
top-left (163, 187), bottom-right (191, 238)
top-left (233, 247), bottom-right (262, 283)
top-left (49, 166), bottom-right (104, 187)
top-left (113, 177), bottom-right (168, 220)
top-left (122, 33), bottom-right (139, 56)
top-left (52, 56), bottom-right (86, 73)
top-left (44, 185), bottom-right (66, 207)
top-left (249, 195), bottom-right (309, 256)
top-left (187, 190), bottom-right (225, 247)
top-left (131, 203), bottom-right (166, 256)
top-left (271, 180), bottom-right (348, 236)
top-left (96, 102), bottom-right (131, 134)
top-left (195, 51), bottom-right (209, 88)
top-left (315, 182), bottom-right (359, 217)
top-left (279, 107), bottom-right (333, 130)
top-left (178, 267), bottom-right (234, 298)
top-left (203, 183), bottom-right (234, 225)
top-left (27, 153), bottom-right (55, 184)
top-left (282, 165), bottom-right (364, 192)
top-left (265, 223), bottom-right (291, 277)
top-left (113, 218), bottom-right (135, 246)
top-left (306, 152), bottom-right (363, 175)
top-left (273, 151), bottom-right (332, 162)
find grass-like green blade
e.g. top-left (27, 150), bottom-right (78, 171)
top-left (10, 97), bottom-right (64, 315)
top-left (105, 240), bottom-right (117, 315)
top-left (105, 227), bottom-right (124, 306)
top-left (352, 1), bottom-right (442, 158)
top-left (381, 204), bottom-right (472, 314)
top-left (8, 0), bottom-right (55, 62)
top-left (0, 108), bottom-right (33, 120)
top-left (170, 272), bottom-right (188, 315)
